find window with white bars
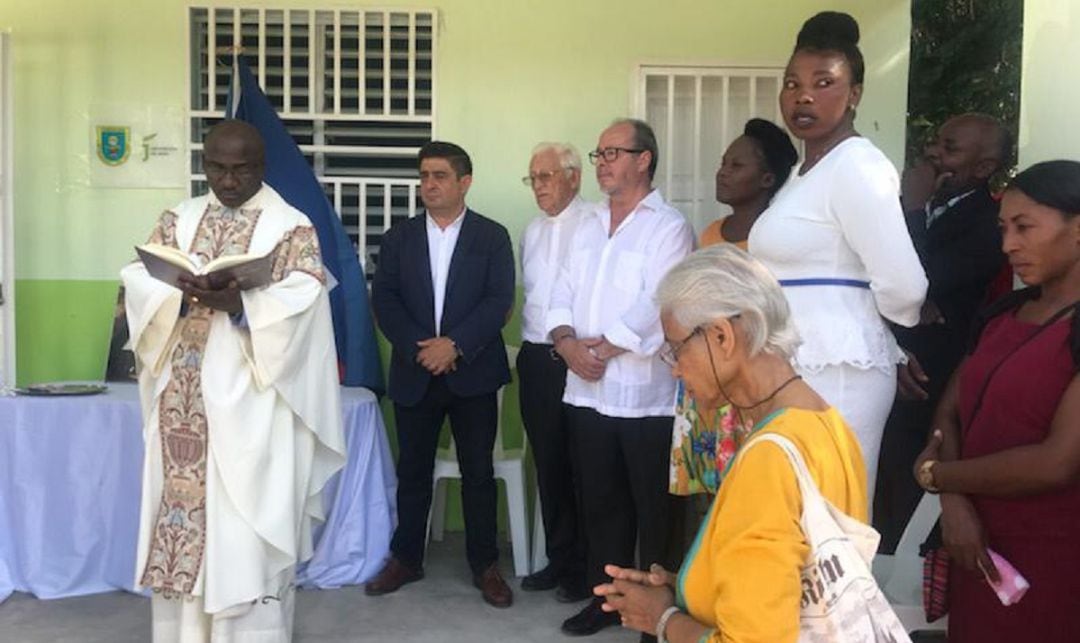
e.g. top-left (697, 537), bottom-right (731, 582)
top-left (634, 66), bottom-right (797, 235)
top-left (188, 6), bottom-right (437, 275)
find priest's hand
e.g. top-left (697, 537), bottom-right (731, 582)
top-left (178, 274), bottom-right (243, 314)
top-left (417, 337), bottom-right (458, 375)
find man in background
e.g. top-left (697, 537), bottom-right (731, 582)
top-left (548, 119), bottom-right (694, 637)
top-left (517, 142), bottom-right (591, 603)
top-left (368, 141), bottom-right (516, 608)
top-left (875, 113), bottom-right (1009, 549)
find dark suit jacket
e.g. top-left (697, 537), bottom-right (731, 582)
top-left (896, 186), bottom-right (1005, 398)
top-left (372, 209), bottom-right (515, 407)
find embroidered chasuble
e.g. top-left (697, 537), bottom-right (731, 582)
top-left (122, 184), bottom-right (346, 614)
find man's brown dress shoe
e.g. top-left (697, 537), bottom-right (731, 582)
top-left (364, 557), bottom-right (423, 596)
top-left (474, 563), bottom-right (513, 608)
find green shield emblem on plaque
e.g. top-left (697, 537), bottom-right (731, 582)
top-left (96, 126), bottom-right (131, 166)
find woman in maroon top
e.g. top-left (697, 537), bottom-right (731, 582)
top-left (914, 160), bottom-right (1080, 642)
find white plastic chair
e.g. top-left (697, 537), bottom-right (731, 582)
top-left (871, 492), bottom-right (948, 634)
top-left (531, 485), bottom-right (548, 573)
top-left (427, 345), bottom-right (532, 577)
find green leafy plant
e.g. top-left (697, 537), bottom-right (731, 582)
top-left (907, 0), bottom-right (1023, 168)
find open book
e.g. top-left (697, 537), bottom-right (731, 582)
top-left (136, 243), bottom-right (274, 291)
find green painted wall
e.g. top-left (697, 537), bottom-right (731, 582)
top-left (1019, 0), bottom-right (1080, 167)
top-left (2, 0), bottom-right (911, 531)
top-left (3, 0), bottom-right (911, 283)
top-left (2, 0), bottom-right (913, 378)
top-left (14, 279), bottom-right (119, 385)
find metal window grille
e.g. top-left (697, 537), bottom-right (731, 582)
top-left (634, 65), bottom-right (796, 235)
top-left (188, 6), bottom-right (437, 275)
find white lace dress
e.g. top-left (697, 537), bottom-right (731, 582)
top-left (748, 137), bottom-right (927, 501)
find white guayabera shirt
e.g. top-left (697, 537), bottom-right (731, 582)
top-left (546, 189), bottom-right (694, 418)
top-left (519, 195), bottom-right (590, 344)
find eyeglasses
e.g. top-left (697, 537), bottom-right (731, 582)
top-left (521, 170), bottom-right (565, 186)
top-left (204, 161), bottom-right (260, 181)
top-left (659, 325), bottom-right (705, 367)
top-left (588, 147), bottom-right (645, 165)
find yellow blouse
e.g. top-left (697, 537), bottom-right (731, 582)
top-left (699, 216), bottom-right (749, 250)
top-left (676, 407), bottom-right (867, 643)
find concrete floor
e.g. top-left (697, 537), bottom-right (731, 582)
top-left (0, 535), bottom-right (636, 643)
top-left (0, 533), bottom-right (950, 642)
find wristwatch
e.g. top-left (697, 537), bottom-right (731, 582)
top-left (918, 459), bottom-right (940, 494)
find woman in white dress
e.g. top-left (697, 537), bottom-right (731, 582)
top-left (748, 11), bottom-right (927, 502)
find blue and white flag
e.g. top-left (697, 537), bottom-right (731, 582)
top-left (225, 55), bottom-right (383, 392)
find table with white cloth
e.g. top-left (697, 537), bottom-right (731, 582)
top-left (0, 383), bottom-right (396, 604)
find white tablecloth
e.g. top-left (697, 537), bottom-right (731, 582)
top-left (0, 383), bottom-right (396, 603)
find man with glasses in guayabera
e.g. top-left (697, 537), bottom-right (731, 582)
top-left (517, 143), bottom-right (592, 604)
top-left (546, 119), bottom-right (695, 638)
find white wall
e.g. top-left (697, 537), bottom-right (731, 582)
top-left (1018, 0), bottom-right (1080, 167)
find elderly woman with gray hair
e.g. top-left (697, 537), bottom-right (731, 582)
top-left (595, 245), bottom-right (868, 642)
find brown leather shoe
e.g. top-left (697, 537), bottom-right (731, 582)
top-left (473, 563), bottom-right (513, 608)
top-left (364, 557), bottom-right (423, 596)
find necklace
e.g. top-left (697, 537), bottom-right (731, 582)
top-left (727, 374), bottom-right (803, 412)
top-left (718, 373), bottom-right (802, 432)
top-left (704, 336), bottom-right (803, 414)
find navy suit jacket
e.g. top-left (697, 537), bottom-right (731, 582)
top-left (896, 186), bottom-right (1004, 400)
top-left (372, 209), bottom-right (515, 407)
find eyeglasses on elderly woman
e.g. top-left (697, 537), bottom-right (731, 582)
top-left (658, 325), bottom-right (705, 367)
top-left (658, 315), bottom-right (743, 368)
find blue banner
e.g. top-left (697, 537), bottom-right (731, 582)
top-left (225, 55), bottom-right (383, 392)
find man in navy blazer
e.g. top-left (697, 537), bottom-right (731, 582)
top-left (366, 141), bottom-right (516, 608)
top-left (875, 114), bottom-right (1008, 550)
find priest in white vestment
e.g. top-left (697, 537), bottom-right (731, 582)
top-left (121, 121), bottom-right (346, 642)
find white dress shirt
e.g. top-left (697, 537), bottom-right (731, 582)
top-left (520, 196), bottom-right (591, 344)
top-left (925, 188), bottom-right (976, 228)
top-left (426, 208), bottom-right (466, 334)
top-left (546, 189), bottom-right (695, 418)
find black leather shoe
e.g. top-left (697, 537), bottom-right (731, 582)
top-left (520, 564), bottom-right (560, 591)
top-left (560, 598), bottom-right (620, 636)
top-left (554, 578), bottom-right (591, 603)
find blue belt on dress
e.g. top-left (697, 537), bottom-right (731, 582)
top-left (777, 278), bottom-right (871, 289)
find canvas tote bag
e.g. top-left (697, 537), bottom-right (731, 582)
top-left (740, 434), bottom-right (911, 643)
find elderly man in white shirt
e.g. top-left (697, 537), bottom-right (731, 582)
top-left (547, 119), bottom-right (695, 637)
top-left (517, 143), bottom-right (591, 602)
